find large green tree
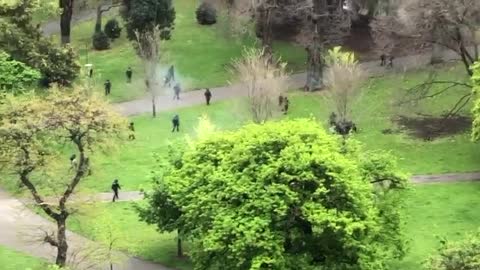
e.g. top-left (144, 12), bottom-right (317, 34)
top-left (120, 0), bottom-right (175, 41)
top-left (0, 0), bottom-right (79, 86)
top-left (142, 118), bottom-right (408, 270)
top-left (0, 51), bottom-right (40, 92)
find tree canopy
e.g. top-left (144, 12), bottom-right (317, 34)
top-left (141, 118), bottom-right (408, 270)
top-left (0, 0), bottom-right (79, 86)
top-left (0, 87), bottom-right (127, 266)
top-left (120, 0), bottom-right (175, 41)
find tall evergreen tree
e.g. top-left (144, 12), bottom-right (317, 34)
top-left (121, 0), bottom-right (175, 42)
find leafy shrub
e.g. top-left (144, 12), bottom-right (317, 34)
top-left (426, 231), bottom-right (480, 270)
top-left (92, 31), bottom-right (111, 50)
top-left (0, 51), bottom-right (40, 92)
top-left (104, 18), bottom-right (122, 40)
top-left (196, 2), bottom-right (217, 25)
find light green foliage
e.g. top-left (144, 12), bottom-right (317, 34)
top-left (0, 0), bottom-right (79, 86)
top-left (0, 87), bottom-right (127, 266)
top-left (471, 62), bottom-right (480, 141)
top-left (0, 51), bottom-right (40, 92)
top-left (149, 119), bottom-right (407, 270)
top-left (324, 46), bottom-right (366, 122)
top-left (426, 231), bottom-right (480, 270)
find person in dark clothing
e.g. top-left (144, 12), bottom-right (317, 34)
top-left (164, 65), bottom-right (175, 87)
top-left (387, 55), bottom-right (394, 68)
top-left (126, 67), bottom-right (133, 83)
top-left (329, 112), bottom-right (337, 127)
top-left (204, 88), bottom-right (212, 105)
top-left (89, 68), bottom-right (93, 78)
top-left (172, 114), bottom-right (180, 132)
top-left (128, 122), bottom-right (135, 140)
top-left (173, 84), bottom-right (181, 100)
top-left (111, 179), bottom-right (121, 202)
top-left (69, 154), bottom-right (77, 171)
top-left (380, 54), bottom-right (386, 66)
top-left (279, 95), bottom-right (284, 107)
top-left (283, 97), bottom-right (289, 115)
top-left (104, 80), bottom-right (112, 96)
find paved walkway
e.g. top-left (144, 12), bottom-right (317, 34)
top-left (41, 9), bottom-right (101, 36)
top-left (0, 189), bottom-right (173, 270)
top-left (116, 48), bottom-right (461, 116)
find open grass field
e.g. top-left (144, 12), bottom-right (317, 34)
top-left (64, 0), bottom-right (306, 102)
top-left (65, 64), bottom-right (478, 193)
top-left (0, 245), bottom-right (48, 270)
top-left (1, 64), bottom-right (477, 196)
top-left (63, 182), bottom-right (480, 270)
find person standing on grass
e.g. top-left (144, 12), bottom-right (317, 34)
top-left (283, 97), bottom-right (289, 115)
top-left (111, 179), bottom-right (121, 202)
top-left (387, 55), bottom-right (394, 68)
top-left (204, 88), bottom-right (212, 105)
top-left (172, 114), bottom-right (180, 132)
top-left (104, 80), bottom-right (112, 96)
top-left (173, 84), bottom-right (181, 100)
top-left (126, 67), bottom-right (133, 83)
top-left (128, 122), bottom-right (135, 140)
top-left (380, 54), bottom-right (386, 66)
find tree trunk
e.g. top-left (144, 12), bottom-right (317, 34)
top-left (177, 231), bottom-right (183, 257)
top-left (305, 0), bottom-right (327, 91)
top-left (151, 95), bottom-right (156, 118)
top-left (95, 5), bottom-right (103, 33)
top-left (55, 217), bottom-right (69, 267)
top-left (60, 0), bottom-right (74, 44)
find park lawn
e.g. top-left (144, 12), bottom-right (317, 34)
top-left (65, 0), bottom-right (306, 102)
top-left (66, 182), bottom-right (480, 270)
top-left (66, 202), bottom-right (193, 270)
top-left (391, 182), bottom-right (480, 270)
top-left (74, 63), bottom-right (480, 192)
top-left (0, 245), bottom-right (48, 270)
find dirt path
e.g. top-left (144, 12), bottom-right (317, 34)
top-left (116, 49), bottom-right (460, 116)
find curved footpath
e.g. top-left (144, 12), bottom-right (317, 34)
top-left (0, 44), bottom-right (476, 269)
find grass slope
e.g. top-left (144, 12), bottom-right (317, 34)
top-left (0, 245), bottom-right (48, 270)
top-left (66, 0), bottom-right (306, 102)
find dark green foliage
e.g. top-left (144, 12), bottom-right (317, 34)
top-left (196, 2), bottom-right (217, 25)
top-left (0, 0), bottom-right (79, 87)
top-left (121, 0), bottom-right (175, 41)
top-left (0, 51), bottom-right (40, 92)
top-left (92, 31), bottom-right (111, 50)
top-left (104, 18), bottom-right (122, 40)
top-left (142, 119), bottom-right (408, 270)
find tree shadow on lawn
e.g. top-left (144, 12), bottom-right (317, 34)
top-left (391, 114), bottom-right (471, 141)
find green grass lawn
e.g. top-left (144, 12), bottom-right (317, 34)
top-left (392, 182), bottom-right (480, 270)
top-left (65, 0), bottom-right (306, 102)
top-left (63, 182), bottom-right (480, 270)
top-left (66, 202), bottom-right (192, 270)
top-left (66, 63), bottom-right (479, 193)
top-left (0, 245), bottom-right (48, 270)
